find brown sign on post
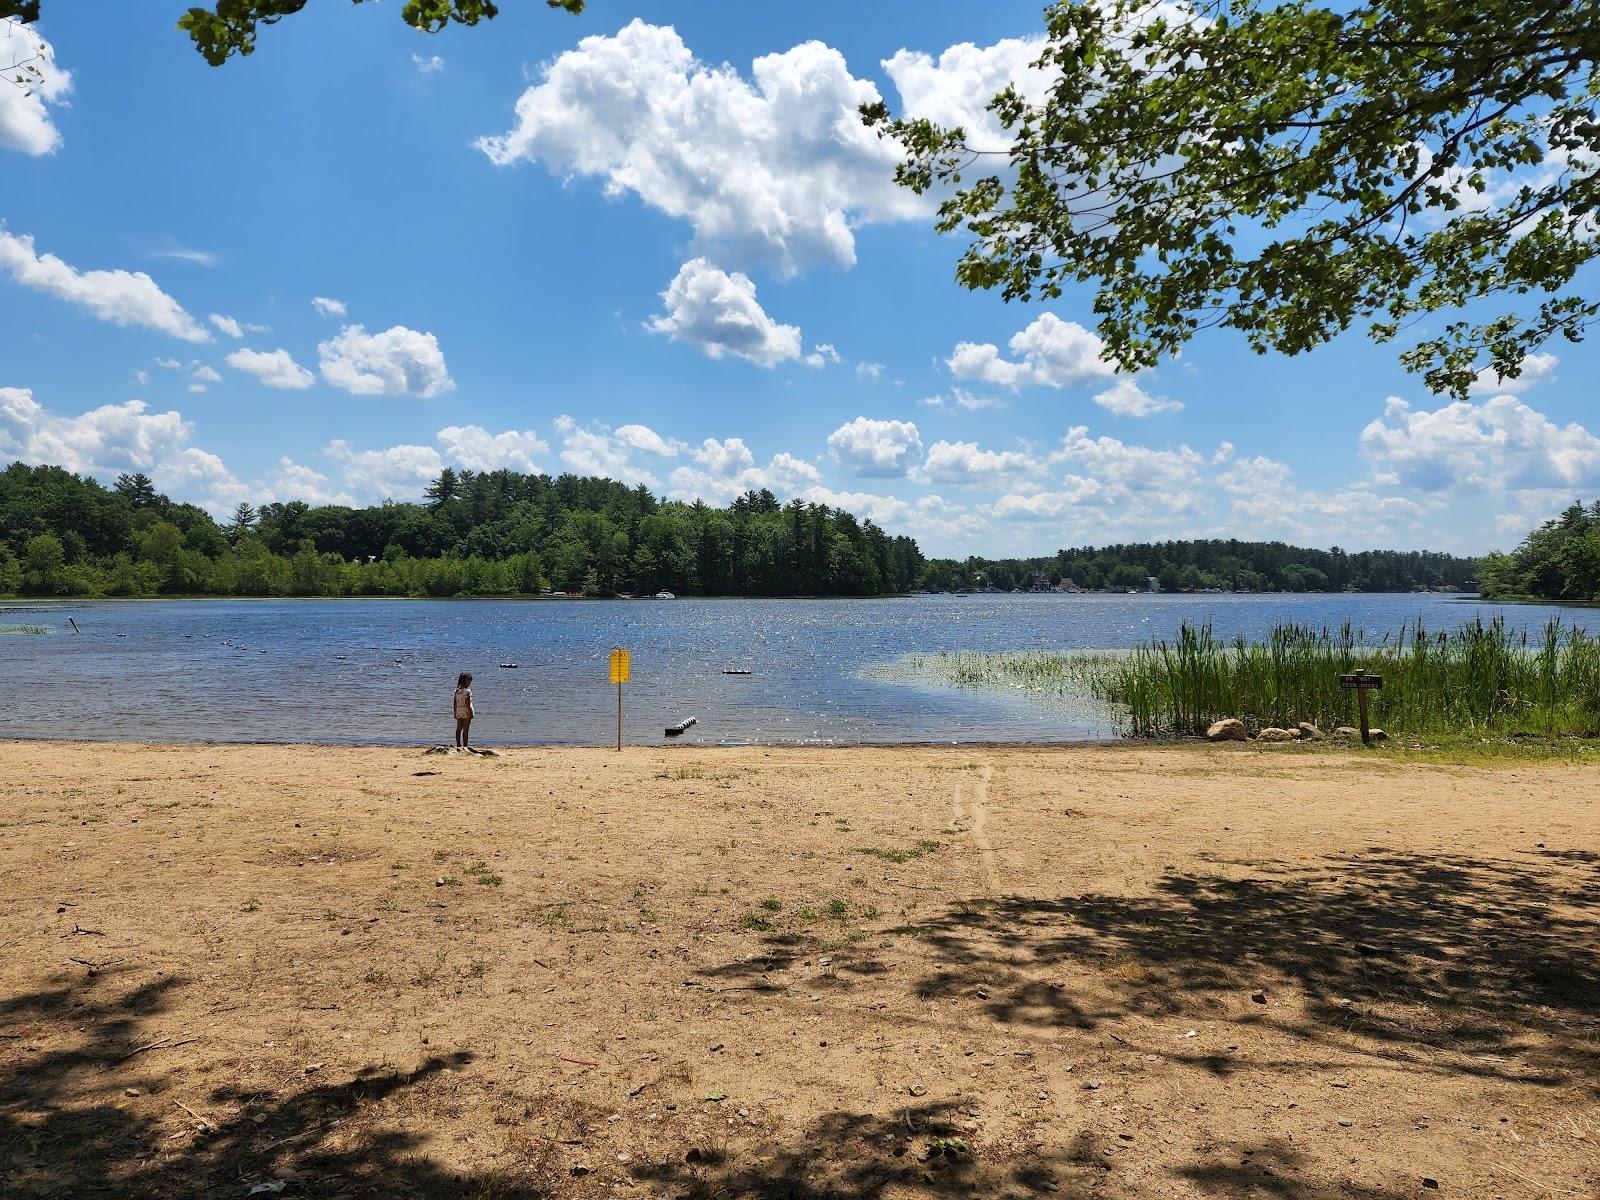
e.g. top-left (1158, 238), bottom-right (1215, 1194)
top-left (1338, 669), bottom-right (1384, 743)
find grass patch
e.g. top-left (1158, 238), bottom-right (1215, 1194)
top-left (894, 617), bottom-right (1600, 742)
top-left (854, 839), bottom-right (941, 864)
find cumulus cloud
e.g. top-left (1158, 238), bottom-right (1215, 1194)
top-left (799, 485), bottom-right (977, 542)
top-left (0, 20), bottom-right (72, 156)
top-left (1467, 351), bottom-right (1558, 397)
top-left (411, 53), bottom-right (444, 73)
top-left (324, 438), bottom-right (444, 499)
top-left (948, 313), bottom-right (1114, 390)
top-left (826, 417), bottom-right (924, 477)
top-left (190, 364), bottom-right (222, 384)
top-left (557, 421), bottom-right (661, 488)
top-left (804, 343), bottom-right (842, 369)
top-left (856, 361), bottom-right (885, 380)
top-left (269, 458), bottom-right (354, 507)
top-left (915, 439), bottom-right (1041, 486)
top-left (226, 347), bottom-right (315, 390)
top-left (209, 313), bottom-right (243, 339)
top-left (1216, 454), bottom-right (1426, 541)
top-left (0, 229), bottom-right (211, 342)
top-left (880, 36), bottom-right (1053, 153)
top-left (475, 20), bottom-right (929, 274)
top-left (0, 386), bottom-right (253, 512)
top-left (436, 424), bottom-right (549, 473)
top-left (1361, 395), bottom-right (1600, 493)
top-left (647, 258), bottom-right (801, 367)
top-left (311, 296), bottom-right (347, 317)
top-left (1049, 425), bottom-right (1207, 512)
top-left (1092, 377), bottom-right (1182, 417)
top-left (667, 438), bottom-right (822, 503)
top-left (614, 423), bottom-right (685, 456)
top-left (318, 323), bottom-right (454, 398)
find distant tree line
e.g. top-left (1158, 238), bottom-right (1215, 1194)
top-left (1478, 503), bottom-right (1600, 602)
top-left (0, 462), bottom-right (923, 598)
top-left (921, 539), bottom-right (1478, 594)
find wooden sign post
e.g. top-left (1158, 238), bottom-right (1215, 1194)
top-left (1338, 668), bottom-right (1384, 745)
top-left (609, 648), bottom-right (630, 751)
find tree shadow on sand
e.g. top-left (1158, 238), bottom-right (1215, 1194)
top-left (901, 847), bottom-right (1600, 1088)
top-left (0, 969), bottom-right (531, 1199)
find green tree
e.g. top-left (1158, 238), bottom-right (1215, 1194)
top-left (115, 472), bottom-right (157, 509)
top-left (869, 0), bottom-right (1600, 398)
top-left (22, 532), bottom-right (65, 594)
top-left (0, 542), bottom-right (20, 595)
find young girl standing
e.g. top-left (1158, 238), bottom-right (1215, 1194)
top-left (453, 673), bottom-right (475, 749)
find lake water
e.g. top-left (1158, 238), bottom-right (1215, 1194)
top-left (0, 593), bottom-right (1590, 745)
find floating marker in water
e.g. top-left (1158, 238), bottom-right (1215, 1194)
top-left (665, 716), bottom-right (698, 737)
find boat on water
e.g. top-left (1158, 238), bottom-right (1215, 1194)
top-left (654, 591), bottom-right (676, 600)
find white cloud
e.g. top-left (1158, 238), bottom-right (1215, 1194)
top-left (826, 416), bottom-right (924, 477)
top-left (311, 296), bottom-right (347, 317)
top-left (0, 386), bottom-right (253, 513)
top-left (318, 323), bottom-right (454, 398)
top-left (1049, 425), bottom-right (1207, 512)
top-left (614, 423), bottom-right (684, 456)
top-left (272, 457), bottom-right (356, 507)
top-left (557, 422), bottom-right (661, 488)
top-left (799, 485), bottom-right (978, 542)
top-left (436, 424), bottom-right (549, 473)
top-left (154, 357), bottom-right (182, 371)
top-left (133, 368), bottom-right (149, 385)
top-left (209, 313), bottom-right (243, 339)
top-left (856, 361), bottom-right (885, 380)
top-left (1467, 351), bottom-right (1558, 397)
top-left (804, 343), bottom-right (841, 369)
top-left (949, 313), bottom-right (1114, 390)
top-left (190, 364), bottom-right (222, 384)
top-left (924, 387), bottom-right (1004, 412)
top-left (476, 20), bottom-right (927, 274)
top-left (0, 229), bottom-right (211, 342)
top-left (412, 53), bottom-right (444, 73)
top-left (226, 347), bottom-right (315, 390)
top-left (915, 439), bottom-right (1041, 486)
top-left (187, 382), bottom-right (207, 394)
top-left (1361, 395), bottom-right (1600, 493)
top-left (1216, 454), bottom-right (1426, 541)
top-left (666, 438), bottom-right (822, 503)
top-left (880, 36), bottom-right (1053, 154)
top-left (647, 258), bottom-right (801, 367)
top-left (0, 20), bottom-right (71, 156)
top-left (1092, 377), bottom-right (1182, 417)
top-left (325, 438), bottom-right (445, 499)
top-left (148, 245), bottom-right (217, 267)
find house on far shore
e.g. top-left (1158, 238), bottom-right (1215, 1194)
top-left (1147, 576), bottom-right (1161, 593)
top-left (1028, 572), bottom-right (1053, 592)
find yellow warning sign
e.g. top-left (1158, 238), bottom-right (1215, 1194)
top-left (609, 648), bottom-right (631, 684)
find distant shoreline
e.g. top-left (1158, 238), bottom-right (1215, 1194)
top-left (1, 589), bottom-right (1488, 604)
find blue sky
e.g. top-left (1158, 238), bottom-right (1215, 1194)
top-left (3, 1), bottom-right (1596, 557)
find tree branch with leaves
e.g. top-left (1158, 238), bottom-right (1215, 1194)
top-left (865, 0), bottom-right (1600, 398)
top-left (1, 1), bottom-right (583, 67)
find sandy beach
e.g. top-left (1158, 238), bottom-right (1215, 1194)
top-left (1, 740), bottom-right (1596, 1199)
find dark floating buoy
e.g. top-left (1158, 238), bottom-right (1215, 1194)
top-left (721, 669), bottom-right (752, 675)
top-left (665, 716), bottom-right (698, 737)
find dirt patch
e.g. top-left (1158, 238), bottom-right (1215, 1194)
top-left (1, 741), bottom-right (1596, 1199)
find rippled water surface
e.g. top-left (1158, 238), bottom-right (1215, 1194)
top-left (1, 594), bottom-right (1590, 745)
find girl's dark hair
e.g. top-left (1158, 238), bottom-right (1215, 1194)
top-left (457, 672), bottom-right (472, 688)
